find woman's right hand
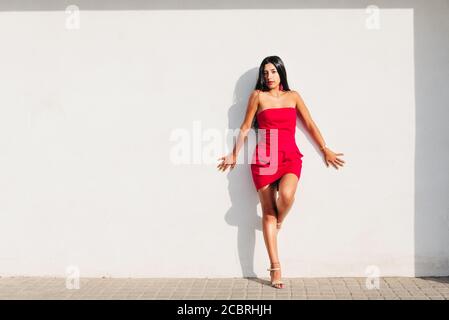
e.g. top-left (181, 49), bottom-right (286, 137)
top-left (217, 153), bottom-right (237, 172)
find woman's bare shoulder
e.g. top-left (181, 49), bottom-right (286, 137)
top-left (289, 89), bottom-right (300, 96)
top-left (249, 89), bottom-right (262, 100)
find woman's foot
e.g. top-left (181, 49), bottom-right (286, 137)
top-left (267, 262), bottom-right (285, 289)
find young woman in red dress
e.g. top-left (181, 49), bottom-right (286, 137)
top-left (218, 56), bottom-right (345, 289)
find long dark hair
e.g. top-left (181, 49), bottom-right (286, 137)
top-left (252, 56), bottom-right (291, 129)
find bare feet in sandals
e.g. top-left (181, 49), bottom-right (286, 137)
top-left (267, 262), bottom-right (285, 289)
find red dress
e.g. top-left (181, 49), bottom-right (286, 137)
top-left (250, 107), bottom-right (304, 191)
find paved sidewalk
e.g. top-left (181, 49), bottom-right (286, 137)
top-left (0, 276), bottom-right (448, 300)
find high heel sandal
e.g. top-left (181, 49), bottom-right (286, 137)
top-left (267, 262), bottom-right (284, 289)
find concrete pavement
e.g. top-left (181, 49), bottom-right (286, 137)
top-left (0, 276), bottom-right (448, 300)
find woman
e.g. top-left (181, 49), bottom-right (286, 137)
top-left (217, 56), bottom-right (345, 289)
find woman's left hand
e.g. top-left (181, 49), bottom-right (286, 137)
top-left (323, 148), bottom-right (345, 169)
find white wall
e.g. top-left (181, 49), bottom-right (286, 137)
top-left (0, 2), bottom-right (448, 278)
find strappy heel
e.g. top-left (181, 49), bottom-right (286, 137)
top-left (267, 262), bottom-right (285, 289)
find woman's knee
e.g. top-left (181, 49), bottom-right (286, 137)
top-left (278, 190), bottom-right (295, 207)
top-left (262, 209), bottom-right (277, 221)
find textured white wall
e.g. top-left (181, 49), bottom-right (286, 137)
top-left (0, 4), bottom-right (447, 278)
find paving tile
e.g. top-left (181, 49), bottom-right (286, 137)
top-left (1, 276), bottom-right (447, 300)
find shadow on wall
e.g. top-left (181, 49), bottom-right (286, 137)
top-left (4, 0), bottom-right (448, 277)
top-left (222, 68), bottom-right (261, 278)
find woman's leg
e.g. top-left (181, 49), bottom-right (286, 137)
top-left (276, 173), bottom-right (299, 229)
top-left (258, 183), bottom-right (284, 288)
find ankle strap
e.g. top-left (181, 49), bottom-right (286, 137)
top-left (267, 267), bottom-right (280, 271)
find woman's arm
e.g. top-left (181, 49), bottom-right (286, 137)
top-left (292, 90), bottom-right (345, 169)
top-left (232, 90), bottom-right (259, 157)
top-left (292, 91), bottom-right (327, 152)
top-left (217, 90), bottom-right (259, 172)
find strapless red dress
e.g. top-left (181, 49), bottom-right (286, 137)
top-left (250, 107), bottom-right (304, 191)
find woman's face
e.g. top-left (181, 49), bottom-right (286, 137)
top-left (263, 63), bottom-right (281, 89)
